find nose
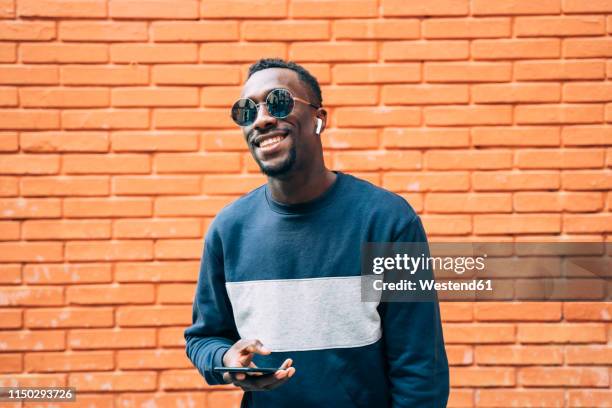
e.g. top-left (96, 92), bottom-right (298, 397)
top-left (252, 102), bottom-right (277, 132)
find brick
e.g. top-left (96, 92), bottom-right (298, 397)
top-left (425, 62), bottom-right (512, 82)
top-left (333, 151), bottom-right (421, 171)
top-left (383, 172), bottom-right (470, 192)
top-left (333, 63), bottom-right (421, 84)
top-left (0, 177), bottom-right (18, 197)
top-left (153, 109), bottom-right (232, 129)
top-left (519, 367), bottom-right (608, 387)
top-left (62, 109), bottom-right (148, 129)
top-left (0, 0), bottom-right (13, 18)
top-left (0, 198), bottom-right (61, 219)
top-left (0, 154), bottom-right (59, 174)
top-left (477, 390), bottom-right (565, 407)
top-left (564, 302), bottom-right (612, 321)
top-left (426, 193), bottom-right (511, 213)
top-left (382, 40), bottom-right (469, 61)
top-left (155, 196), bottom-right (234, 217)
top-left (0, 264), bottom-right (20, 284)
top-left (115, 261), bottom-right (198, 283)
top-left (25, 351), bottom-right (114, 372)
top-left (21, 43), bottom-right (107, 63)
top-left (563, 171), bottom-right (612, 190)
top-left (514, 60), bottom-right (605, 81)
top-left (23, 220), bottom-right (110, 240)
top-left (111, 44), bottom-right (197, 63)
top-left (61, 65), bottom-right (148, 85)
top-left (472, 0), bottom-right (560, 15)
top-left (566, 346), bottom-right (612, 365)
top-left (516, 148), bottom-right (604, 169)
top-left (157, 283), bottom-right (194, 304)
top-left (290, 42), bottom-right (375, 62)
top-left (154, 239), bottom-right (202, 260)
top-left (66, 284), bottom-right (153, 305)
top-left (290, 0), bottom-right (376, 18)
top-left (382, 84), bottom-right (468, 105)
top-left (21, 131), bottom-right (108, 153)
top-left (382, 128), bottom-right (468, 148)
top-left (420, 215), bottom-right (472, 235)
top-left (474, 303), bottom-right (562, 321)
top-left (200, 85), bottom-right (243, 107)
top-left (0, 242), bottom-right (62, 262)
top-left (112, 131), bottom-right (198, 152)
top-left (23, 264), bottom-right (111, 285)
top-left (334, 107), bottom-right (420, 127)
top-left (20, 87), bottom-right (109, 108)
top-left (65, 240), bottom-right (153, 261)
top-left (0, 286), bottom-right (64, 306)
top-left (425, 106), bottom-right (512, 126)
top-left (0, 42), bottom-right (15, 62)
top-left (424, 18), bottom-right (511, 38)
top-left (322, 129), bottom-right (378, 150)
top-left (0, 308), bottom-right (21, 328)
top-left (473, 39), bottom-right (560, 60)
top-left (451, 367), bottom-right (515, 387)
top-left (17, 0), bottom-right (106, 17)
top-left (152, 65), bottom-right (239, 86)
top-left (0, 110), bottom-right (59, 130)
top-left (516, 104), bottom-right (603, 124)
top-left (0, 86), bottom-right (16, 106)
top-left (472, 83), bottom-right (560, 103)
top-left (69, 371), bottom-right (157, 391)
top-left (568, 390), bottom-right (612, 407)
top-left (564, 38), bottom-right (612, 58)
top-left (514, 192), bottom-right (604, 212)
top-left (0, 330), bottom-right (65, 351)
top-left (202, 42), bottom-right (286, 62)
top-left (117, 349), bottom-right (190, 370)
top-left (0, 21), bottom-right (55, 40)
top-left (114, 218), bottom-right (201, 239)
top-left (112, 87), bottom-right (199, 107)
top-left (203, 174), bottom-right (265, 195)
top-left (440, 303), bottom-right (473, 322)
top-left (112, 176), bottom-right (200, 196)
top-left (159, 368), bottom-right (213, 390)
top-left (472, 127), bottom-right (560, 147)
top-left (208, 392), bottom-right (244, 407)
top-left (153, 22), bottom-right (237, 42)
top-left (518, 323), bottom-right (606, 343)
top-left (155, 153), bottom-right (241, 173)
top-left (334, 19), bottom-right (418, 40)
top-left (0, 220), bottom-right (19, 240)
top-left (68, 328), bottom-right (156, 349)
top-left (110, 0), bottom-right (198, 19)
top-left (381, 0), bottom-right (468, 16)
top-left (21, 176), bottom-right (109, 197)
top-left (564, 213), bottom-right (612, 233)
top-left (320, 85), bottom-right (378, 106)
top-left (516, 16), bottom-right (605, 37)
top-left (444, 324), bottom-right (515, 344)
top-left (246, 21), bottom-right (329, 41)
top-left (564, 82), bottom-right (612, 102)
top-left (118, 393), bottom-right (207, 407)
top-left (0, 354), bottom-right (21, 373)
top-left (116, 305), bottom-right (191, 327)
top-left (425, 150), bottom-right (512, 170)
top-left (158, 327), bottom-right (186, 347)
top-left (63, 197), bottom-right (151, 218)
top-left (474, 214), bottom-right (561, 234)
top-left (0, 131), bottom-right (17, 151)
top-left (563, 0), bottom-right (612, 13)
top-left (0, 373), bottom-right (66, 387)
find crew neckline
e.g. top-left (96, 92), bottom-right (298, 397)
top-left (264, 171), bottom-right (345, 215)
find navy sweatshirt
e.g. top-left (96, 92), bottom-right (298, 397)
top-left (185, 171), bottom-right (449, 408)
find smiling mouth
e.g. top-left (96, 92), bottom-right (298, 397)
top-left (253, 131), bottom-right (289, 150)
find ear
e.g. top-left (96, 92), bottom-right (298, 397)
top-left (315, 108), bottom-right (327, 136)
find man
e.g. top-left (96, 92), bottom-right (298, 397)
top-left (185, 58), bottom-right (449, 407)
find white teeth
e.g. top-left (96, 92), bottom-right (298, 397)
top-left (259, 136), bottom-right (284, 148)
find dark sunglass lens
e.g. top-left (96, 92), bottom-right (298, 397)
top-left (231, 99), bottom-right (257, 126)
top-left (267, 89), bottom-right (294, 118)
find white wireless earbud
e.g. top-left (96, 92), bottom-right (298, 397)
top-left (315, 118), bottom-right (323, 135)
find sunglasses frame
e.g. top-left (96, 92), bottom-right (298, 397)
top-left (231, 88), bottom-right (320, 127)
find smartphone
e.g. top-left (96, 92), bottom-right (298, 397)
top-left (213, 366), bottom-right (280, 375)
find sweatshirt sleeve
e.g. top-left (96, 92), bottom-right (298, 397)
top-left (378, 215), bottom-right (450, 408)
top-left (184, 231), bottom-right (240, 386)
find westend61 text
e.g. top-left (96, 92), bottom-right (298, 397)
top-left (373, 279), bottom-right (493, 292)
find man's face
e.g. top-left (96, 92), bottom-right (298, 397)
top-left (239, 68), bottom-right (320, 178)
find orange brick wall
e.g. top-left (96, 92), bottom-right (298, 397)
top-left (0, 0), bottom-right (611, 407)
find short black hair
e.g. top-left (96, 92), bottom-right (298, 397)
top-left (247, 58), bottom-right (323, 107)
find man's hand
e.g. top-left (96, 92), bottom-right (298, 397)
top-left (222, 339), bottom-right (296, 391)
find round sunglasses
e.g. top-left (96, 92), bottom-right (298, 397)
top-left (231, 88), bottom-right (319, 127)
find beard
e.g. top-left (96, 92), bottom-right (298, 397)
top-left (255, 144), bottom-right (297, 178)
